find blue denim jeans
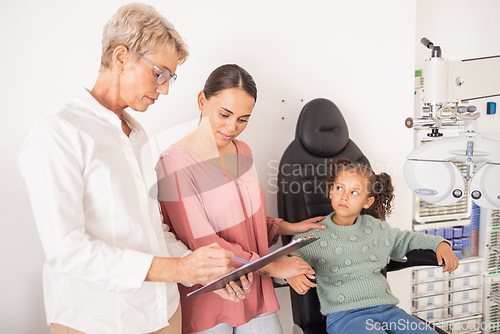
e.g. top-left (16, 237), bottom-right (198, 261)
top-left (191, 312), bottom-right (283, 334)
top-left (326, 304), bottom-right (439, 334)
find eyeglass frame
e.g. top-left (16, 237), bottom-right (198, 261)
top-left (133, 51), bottom-right (177, 86)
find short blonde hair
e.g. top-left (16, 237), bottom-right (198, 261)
top-left (100, 3), bottom-right (188, 70)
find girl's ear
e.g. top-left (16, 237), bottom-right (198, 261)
top-left (363, 196), bottom-right (375, 209)
top-left (329, 186), bottom-right (334, 199)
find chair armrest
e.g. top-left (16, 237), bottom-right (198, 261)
top-left (387, 249), bottom-right (440, 272)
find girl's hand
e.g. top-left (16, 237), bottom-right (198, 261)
top-left (436, 241), bottom-right (460, 273)
top-left (287, 274), bottom-right (317, 295)
top-left (258, 256), bottom-right (315, 279)
top-left (278, 216), bottom-right (326, 236)
top-left (213, 273), bottom-right (253, 302)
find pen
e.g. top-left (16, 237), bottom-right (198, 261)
top-left (232, 257), bottom-right (252, 264)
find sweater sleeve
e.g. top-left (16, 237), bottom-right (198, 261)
top-left (289, 233), bottom-right (313, 266)
top-left (387, 222), bottom-right (448, 259)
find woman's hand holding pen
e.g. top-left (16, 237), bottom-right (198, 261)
top-left (176, 243), bottom-right (234, 285)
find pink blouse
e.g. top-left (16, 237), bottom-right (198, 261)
top-left (156, 139), bottom-right (281, 333)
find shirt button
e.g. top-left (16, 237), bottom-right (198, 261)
top-left (335, 247), bottom-right (343, 255)
top-left (361, 245), bottom-right (369, 253)
top-left (334, 281), bottom-right (342, 286)
top-left (370, 255), bottom-right (378, 262)
top-left (337, 294), bottom-right (346, 302)
top-left (374, 268), bottom-right (381, 274)
top-left (373, 240), bottom-right (378, 246)
top-left (344, 259), bottom-right (352, 266)
top-left (330, 233), bottom-right (338, 239)
top-left (320, 241), bottom-right (328, 248)
top-left (350, 235), bottom-right (357, 241)
top-left (318, 258), bottom-right (326, 265)
top-left (365, 228), bottom-right (372, 234)
top-left (385, 239), bottom-right (391, 247)
top-left (342, 273), bottom-right (350, 279)
top-left (331, 266), bottom-right (339, 273)
top-left (381, 223), bottom-right (386, 229)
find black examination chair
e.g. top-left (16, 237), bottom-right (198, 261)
top-left (277, 98), bottom-right (447, 334)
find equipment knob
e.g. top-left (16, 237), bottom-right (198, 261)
top-left (467, 105), bottom-right (477, 113)
top-left (471, 190), bottom-right (482, 200)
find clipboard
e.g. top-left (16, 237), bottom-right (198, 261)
top-left (187, 235), bottom-right (319, 297)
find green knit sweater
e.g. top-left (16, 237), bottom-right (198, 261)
top-left (291, 212), bottom-right (446, 315)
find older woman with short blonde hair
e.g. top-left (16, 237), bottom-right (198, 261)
top-left (99, 2), bottom-right (188, 70)
top-left (19, 3), bottom-right (234, 334)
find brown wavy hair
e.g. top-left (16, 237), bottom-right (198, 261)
top-left (325, 158), bottom-right (395, 221)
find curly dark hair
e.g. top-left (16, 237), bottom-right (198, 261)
top-left (325, 158), bottom-right (395, 221)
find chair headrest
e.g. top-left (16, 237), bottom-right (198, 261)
top-left (296, 98), bottom-right (349, 157)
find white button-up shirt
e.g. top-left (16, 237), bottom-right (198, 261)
top-left (19, 88), bottom-right (190, 334)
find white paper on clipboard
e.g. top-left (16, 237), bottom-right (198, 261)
top-left (187, 235), bottom-right (319, 297)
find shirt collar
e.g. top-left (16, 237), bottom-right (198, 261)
top-left (120, 110), bottom-right (140, 133)
top-left (76, 87), bottom-right (139, 132)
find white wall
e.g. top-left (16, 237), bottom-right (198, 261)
top-left (1, 1), bottom-right (418, 333)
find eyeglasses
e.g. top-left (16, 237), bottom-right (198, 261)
top-left (134, 52), bottom-right (177, 86)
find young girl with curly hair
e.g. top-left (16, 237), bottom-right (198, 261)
top-left (287, 158), bottom-right (459, 334)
